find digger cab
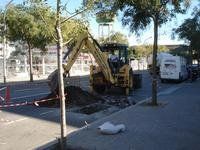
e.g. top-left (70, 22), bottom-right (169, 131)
top-left (101, 43), bottom-right (129, 73)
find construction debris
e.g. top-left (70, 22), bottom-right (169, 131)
top-left (35, 86), bottom-right (136, 116)
top-left (103, 95), bottom-right (135, 108)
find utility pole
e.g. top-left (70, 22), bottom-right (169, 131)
top-left (2, 0), bottom-right (13, 83)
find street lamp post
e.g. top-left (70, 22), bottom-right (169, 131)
top-left (3, 0), bottom-right (13, 83)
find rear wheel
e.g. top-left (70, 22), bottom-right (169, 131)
top-left (93, 85), bottom-right (106, 94)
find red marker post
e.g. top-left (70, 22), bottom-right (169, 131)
top-left (5, 86), bottom-right (10, 104)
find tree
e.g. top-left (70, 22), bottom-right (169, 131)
top-left (170, 45), bottom-right (190, 61)
top-left (2, 0), bottom-right (90, 148)
top-left (133, 44), bottom-right (169, 59)
top-left (99, 31), bottom-right (128, 44)
top-left (94, 0), bottom-right (190, 105)
top-left (27, 0), bottom-right (91, 149)
top-left (5, 4), bottom-right (53, 81)
top-left (0, 10), bottom-right (3, 43)
top-left (61, 19), bottom-right (87, 45)
top-left (27, 0), bottom-right (90, 148)
top-left (175, 7), bottom-right (200, 67)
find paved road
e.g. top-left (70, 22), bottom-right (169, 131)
top-left (130, 70), bottom-right (176, 102)
top-left (0, 71), bottom-right (186, 149)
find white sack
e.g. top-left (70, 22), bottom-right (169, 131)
top-left (98, 121), bottom-right (126, 135)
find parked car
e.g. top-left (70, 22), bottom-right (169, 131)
top-left (187, 64), bottom-right (199, 81)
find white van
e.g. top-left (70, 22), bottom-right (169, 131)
top-left (160, 56), bottom-right (188, 82)
top-left (147, 52), bottom-right (173, 74)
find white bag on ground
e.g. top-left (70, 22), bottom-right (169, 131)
top-left (98, 121), bottom-right (126, 135)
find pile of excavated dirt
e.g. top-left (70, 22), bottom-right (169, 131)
top-left (35, 86), bottom-right (104, 107)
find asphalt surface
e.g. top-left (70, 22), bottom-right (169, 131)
top-left (0, 70), bottom-right (187, 149)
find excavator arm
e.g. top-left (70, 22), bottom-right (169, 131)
top-left (63, 32), bottom-right (115, 83)
top-left (48, 32), bottom-right (114, 93)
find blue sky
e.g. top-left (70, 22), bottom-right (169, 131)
top-left (1, 0), bottom-right (199, 46)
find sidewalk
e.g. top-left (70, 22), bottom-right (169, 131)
top-left (65, 80), bottom-right (200, 150)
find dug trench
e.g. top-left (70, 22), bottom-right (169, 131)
top-left (34, 86), bottom-right (135, 115)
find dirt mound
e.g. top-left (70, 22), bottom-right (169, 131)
top-left (65, 86), bottom-right (104, 106)
top-left (35, 86), bottom-right (104, 107)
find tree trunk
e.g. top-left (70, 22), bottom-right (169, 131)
top-left (3, 29), bottom-right (7, 83)
top-left (56, 0), bottom-right (67, 149)
top-left (152, 13), bottom-right (158, 105)
top-left (28, 43), bottom-right (33, 82)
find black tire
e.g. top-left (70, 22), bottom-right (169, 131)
top-left (93, 85), bottom-right (106, 94)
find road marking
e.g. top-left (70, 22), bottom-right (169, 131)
top-left (11, 92), bottom-right (50, 100)
top-left (40, 110), bottom-right (54, 116)
top-left (0, 137), bottom-right (6, 145)
top-left (15, 88), bottom-right (47, 92)
top-left (0, 118), bottom-right (10, 122)
top-left (1, 111), bottom-right (54, 125)
top-left (0, 87), bottom-right (6, 91)
top-left (5, 118), bottom-right (27, 125)
top-left (0, 141), bottom-right (6, 145)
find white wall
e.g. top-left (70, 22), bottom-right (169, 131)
top-left (130, 58), bottom-right (148, 71)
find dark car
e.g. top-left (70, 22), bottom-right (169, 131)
top-left (187, 64), bottom-right (199, 80)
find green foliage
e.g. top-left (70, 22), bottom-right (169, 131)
top-left (61, 19), bottom-right (87, 43)
top-left (129, 44), bottom-right (169, 59)
top-left (175, 6), bottom-right (200, 50)
top-left (175, 6), bottom-right (200, 60)
top-left (3, 1), bottom-right (87, 52)
top-left (98, 32), bottom-right (128, 44)
top-left (169, 45), bottom-right (189, 59)
top-left (5, 4), bottom-right (53, 51)
top-left (92, 0), bottom-right (190, 35)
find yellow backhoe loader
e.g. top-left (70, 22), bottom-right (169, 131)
top-left (48, 31), bottom-right (133, 95)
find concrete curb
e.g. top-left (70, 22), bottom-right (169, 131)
top-left (35, 139), bottom-right (59, 150)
